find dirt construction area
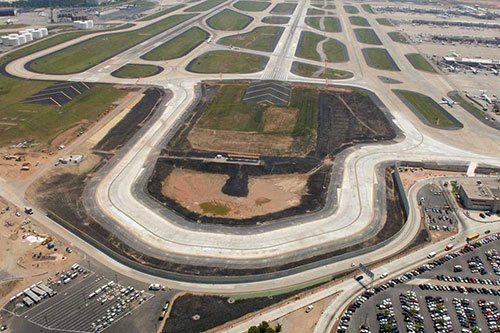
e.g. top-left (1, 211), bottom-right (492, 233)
top-left (150, 80), bottom-right (397, 224)
top-left (163, 168), bottom-right (308, 219)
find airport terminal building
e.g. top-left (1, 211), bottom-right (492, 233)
top-left (459, 181), bottom-right (500, 213)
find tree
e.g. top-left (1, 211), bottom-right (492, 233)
top-left (258, 321), bottom-right (272, 333)
top-left (265, 328), bottom-right (275, 333)
top-left (276, 323), bottom-right (282, 332)
top-left (248, 326), bottom-right (260, 333)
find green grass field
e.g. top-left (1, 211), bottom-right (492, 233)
top-left (296, 31), bottom-right (325, 61)
top-left (349, 16), bottom-right (370, 26)
top-left (324, 38), bottom-right (349, 62)
top-left (0, 74), bottom-right (127, 146)
top-left (388, 31), bottom-right (409, 44)
top-left (450, 93), bottom-right (488, 120)
top-left (218, 26), bottom-right (284, 52)
top-left (207, 9), bottom-right (253, 30)
top-left (396, 90), bottom-right (454, 128)
top-left (261, 16), bottom-right (290, 24)
top-left (344, 5), bottom-right (359, 14)
top-left (0, 27), bottom-right (132, 147)
top-left (290, 89), bottom-right (318, 138)
top-left (184, 0), bottom-right (226, 12)
top-left (376, 18), bottom-right (393, 26)
top-left (305, 17), bottom-right (341, 32)
top-left (112, 64), bottom-right (162, 78)
top-left (0, 24), bottom-right (27, 30)
top-left (354, 28), bottom-right (382, 45)
top-left (292, 61), bottom-right (352, 80)
top-left (234, 0), bottom-right (270, 11)
top-left (197, 84), bottom-right (318, 139)
top-left (137, 4), bottom-right (185, 21)
top-left (307, 8), bottom-right (325, 15)
top-left (361, 4), bottom-right (374, 14)
top-left (363, 48), bottom-right (400, 71)
top-left (405, 53), bottom-right (435, 73)
top-left (200, 201), bottom-right (230, 215)
top-left (270, 3), bottom-right (297, 14)
top-left (198, 84), bottom-right (266, 131)
top-left (30, 15), bottom-right (195, 74)
top-left (142, 27), bottom-right (208, 60)
top-left (187, 51), bottom-right (268, 73)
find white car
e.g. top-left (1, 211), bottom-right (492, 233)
top-left (380, 273), bottom-right (388, 279)
top-left (306, 305), bottom-right (314, 313)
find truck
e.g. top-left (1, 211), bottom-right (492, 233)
top-left (466, 233), bottom-right (480, 242)
top-left (23, 297), bottom-right (34, 307)
top-left (24, 289), bottom-right (40, 303)
top-left (427, 251), bottom-right (437, 259)
top-left (149, 283), bottom-right (161, 291)
top-left (37, 283), bottom-right (54, 297)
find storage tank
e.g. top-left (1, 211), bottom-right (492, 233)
top-left (8, 33), bottom-right (18, 38)
top-left (18, 34), bottom-right (26, 44)
top-left (7, 36), bottom-right (20, 46)
top-left (32, 30), bottom-right (43, 39)
top-left (39, 28), bottom-right (48, 37)
top-left (22, 32), bottom-right (33, 42)
top-left (86, 20), bottom-right (94, 28)
top-left (1, 36), bottom-right (9, 44)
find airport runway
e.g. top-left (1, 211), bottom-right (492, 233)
top-left (1, 0), bottom-right (500, 306)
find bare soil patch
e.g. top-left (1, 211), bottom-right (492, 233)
top-left (163, 168), bottom-right (307, 218)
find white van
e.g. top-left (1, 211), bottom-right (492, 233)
top-left (427, 251), bottom-right (436, 259)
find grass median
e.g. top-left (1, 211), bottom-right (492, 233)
top-left (29, 14), bottom-right (196, 74)
top-left (305, 17), bottom-right (341, 32)
top-left (291, 61), bottom-right (353, 80)
top-left (184, 0), bottom-right (226, 12)
top-left (142, 27), bottom-right (208, 60)
top-left (207, 9), bottom-right (253, 30)
top-left (376, 18), bottom-right (393, 26)
top-left (344, 5), bottom-right (359, 14)
top-left (394, 90), bottom-right (458, 128)
top-left (234, 1), bottom-right (270, 12)
top-left (405, 53), bottom-right (435, 73)
top-left (187, 51), bottom-right (268, 73)
top-left (349, 16), bottom-right (370, 27)
top-left (270, 3), bottom-right (297, 15)
top-left (261, 16), bottom-right (290, 24)
top-left (354, 28), bottom-right (382, 45)
top-left (218, 26), bottom-right (284, 52)
top-left (111, 64), bottom-right (163, 78)
top-left (362, 48), bottom-right (400, 71)
top-left (388, 31), bottom-right (409, 44)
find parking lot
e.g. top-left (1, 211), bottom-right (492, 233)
top-left (3, 264), bottom-right (154, 332)
top-left (338, 233), bottom-right (500, 332)
top-left (418, 183), bottom-right (458, 234)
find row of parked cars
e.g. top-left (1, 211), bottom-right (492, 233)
top-left (419, 282), bottom-right (500, 296)
top-left (400, 291), bottom-right (424, 333)
top-left (376, 298), bottom-right (398, 333)
top-left (468, 255), bottom-right (488, 275)
top-left (336, 233), bottom-right (500, 333)
top-left (485, 249), bottom-right (500, 276)
top-left (452, 298), bottom-right (480, 331)
top-left (478, 299), bottom-right (500, 332)
top-left (425, 296), bottom-right (453, 332)
top-left (437, 274), bottom-right (500, 286)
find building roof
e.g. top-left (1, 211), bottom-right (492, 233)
top-left (461, 183), bottom-right (499, 200)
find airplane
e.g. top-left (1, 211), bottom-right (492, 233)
top-left (481, 91), bottom-right (493, 104)
top-left (491, 68), bottom-right (499, 76)
top-left (441, 97), bottom-right (458, 107)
